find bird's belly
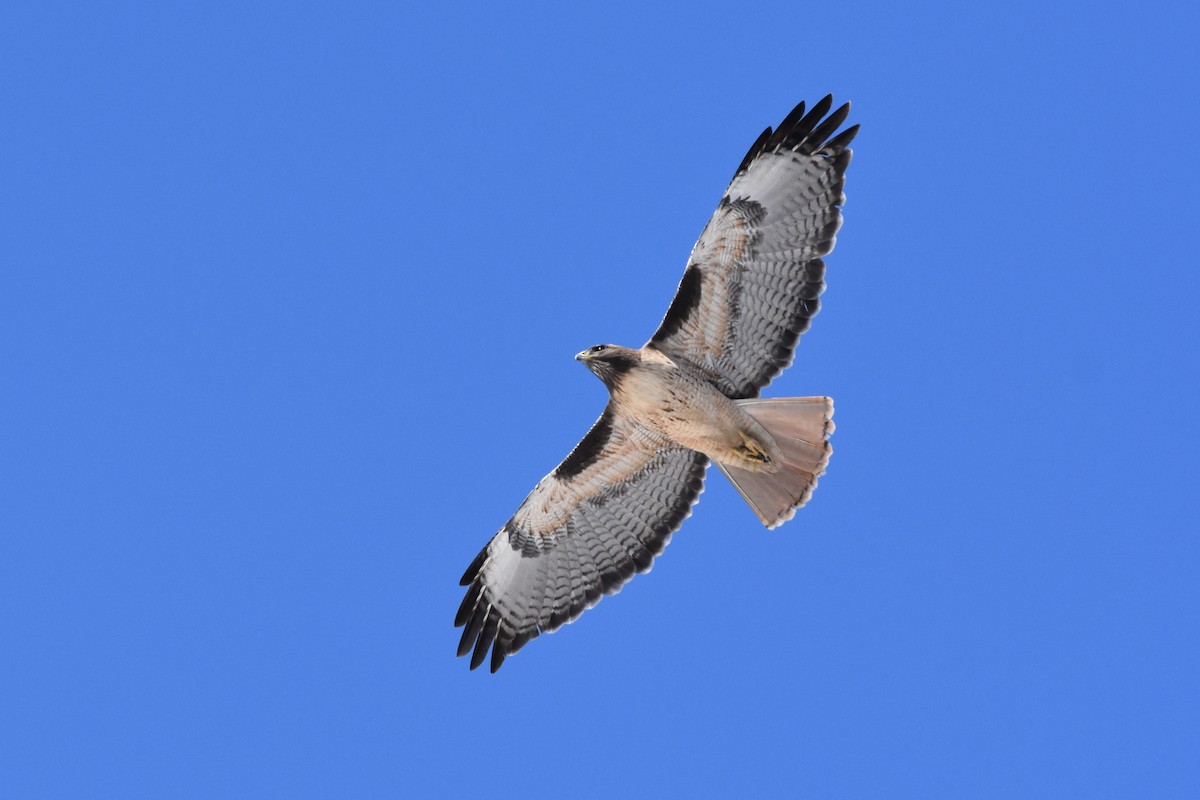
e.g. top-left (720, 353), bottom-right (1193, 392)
top-left (615, 370), bottom-right (776, 468)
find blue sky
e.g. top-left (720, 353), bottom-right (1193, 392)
top-left (3, 1), bottom-right (1198, 797)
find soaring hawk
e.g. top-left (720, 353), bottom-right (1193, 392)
top-left (456, 97), bottom-right (858, 672)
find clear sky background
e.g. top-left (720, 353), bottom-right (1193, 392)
top-left (3, 1), bottom-right (1198, 797)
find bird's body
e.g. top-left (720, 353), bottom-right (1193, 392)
top-left (456, 96), bottom-right (858, 671)
top-left (585, 345), bottom-right (781, 473)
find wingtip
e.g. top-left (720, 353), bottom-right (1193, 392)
top-left (820, 123), bottom-right (859, 155)
top-left (454, 581), bottom-right (482, 627)
top-left (457, 611), bottom-right (483, 657)
top-left (459, 546), bottom-right (488, 586)
top-left (741, 95), bottom-right (858, 165)
top-left (731, 125), bottom-right (774, 182)
top-left (469, 612), bottom-right (499, 670)
top-left (806, 94), bottom-right (834, 124)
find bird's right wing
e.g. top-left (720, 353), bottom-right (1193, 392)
top-left (455, 407), bottom-right (708, 672)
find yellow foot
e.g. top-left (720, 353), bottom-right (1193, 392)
top-left (737, 432), bottom-right (772, 465)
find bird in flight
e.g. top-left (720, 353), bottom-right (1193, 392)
top-left (456, 96), bottom-right (858, 672)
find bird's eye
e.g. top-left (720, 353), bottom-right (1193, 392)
top-left (590, 345), bottom-right (606, 353)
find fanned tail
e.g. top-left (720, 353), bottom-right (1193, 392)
top-left (716, 397), bottom-right (834, 529)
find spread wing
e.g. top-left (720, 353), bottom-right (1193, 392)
top-left (648, 96), bottom-right (858, 399)
top-left (454, 408), bottom-right (708, 672)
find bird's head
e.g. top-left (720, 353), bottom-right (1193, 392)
top-left (575, 344), bottom-right (639, 387)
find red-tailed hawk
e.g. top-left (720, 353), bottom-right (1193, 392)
top-left (456, 97), bottom-right (858, 671)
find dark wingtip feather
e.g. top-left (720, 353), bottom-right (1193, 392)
top-left (469, 611), bottom-right (499, 670)
top-left (792, 95), bottom-right (834, 140)
top-left (800, 102), bottom-right (851, 155)
top-left (731, 125), bottom-right (773, 183)
top-left (459, 546), bottom-right (488, 586)
top-left (490, 637), bottom-right (509, 672)
top-left (457, 603), bottom-right (486, 657)
top-left (820, 123), bottom-right (859, 154)
top-left (735, 97), bottom-right (855, 180)
top-left (781, 99), bottom-right (806, 125)
top-left (765, 100), bottom-right (806, 151)
top-left (454, 580), bottom-right (482, 628)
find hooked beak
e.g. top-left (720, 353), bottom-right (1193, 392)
top-left (574, 349), bottom-right (591, 362)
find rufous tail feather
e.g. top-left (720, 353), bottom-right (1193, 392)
top-left (716, 396), bottom-right (834, 529)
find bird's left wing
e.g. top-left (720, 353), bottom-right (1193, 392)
top-left (455, 407), bottom-right (708, 672)
top-left (647, 96), bottom-right (858, 399)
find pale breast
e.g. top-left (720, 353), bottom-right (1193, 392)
top-left (614, 362), bottom-right (745, 454)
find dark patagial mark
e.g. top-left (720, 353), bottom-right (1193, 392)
top-left (554, 409), bottom-right (614, 480)
top-left (650, 265), bottom-right (703, 346)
